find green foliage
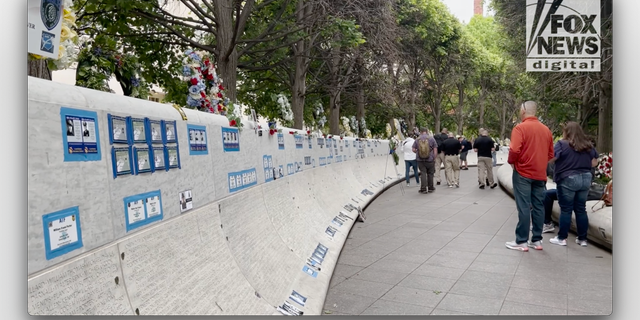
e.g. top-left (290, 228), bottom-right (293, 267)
top-left (75, 35), bottom-right (149, 99)
top-left (320, 17), bottom-right (366, 48)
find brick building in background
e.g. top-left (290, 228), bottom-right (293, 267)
top-left (474, 0), bottom-right (483, 15)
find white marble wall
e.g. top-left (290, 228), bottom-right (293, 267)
top-left (27, 77), bottom-right (399, 315)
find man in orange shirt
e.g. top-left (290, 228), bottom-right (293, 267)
top-left (505, 101), bottom-right (554, 252)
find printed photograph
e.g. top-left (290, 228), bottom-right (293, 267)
top-left (115, 149), bottom-right (130, 173)
top-left (66, 119), bottom-right (74, 136)
top-left (168, 149), bottom-right (178, 166)
top-left (151, 122), bottom-right (162, 141)
top-left (165, 122), bottom-right (175, 141)
top-left (179, 190), bottom-right (193, 213)
top-left (137, 150), bottom-right (150, 171)
top-left (153, 148), bottom-right (165, 169)
top-left (112, 118), bottom-right (126, 141)
top-left (132, 120), bottom-right (145, 141)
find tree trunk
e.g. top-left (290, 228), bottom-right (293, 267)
top-left (478, 82), bottom-right (486, 127)
top-left (215, 0), bottom-right (239, 103)
top-left (596, 0), bottom-right (613, 154)
top-left (291, 58), bottom-right (306, 129)
top-left (291, 0), bottom-right (310, 129)
top-left (499, 97), bottom-right (510, 140)
top-left (356, 78), bottom-right (365, 138)
top-left (328, 46), bottom-right (342, 135)
top-left (597, 81), bottom-right (612, 153)
top-left (408, 110), bottom-right (416, 134)
top-left (432, 86), bottom-right (443, 134)
top-left (456, 82), bottom-right (465, 135)
top-left (329, 90), bottom-right (341, 135)
top-left (28, 59), bottom-right (51, 80)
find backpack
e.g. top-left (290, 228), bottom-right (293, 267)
top-left (418, 139), bottom-right (431, 158)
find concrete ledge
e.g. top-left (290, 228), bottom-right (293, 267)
top-left (496, 165), bottom-right (612, 250)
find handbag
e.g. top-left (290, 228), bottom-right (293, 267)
top-left (591, 180), bottom-right (612, 211)
top-left (587, 183), bottom-right (605, 201)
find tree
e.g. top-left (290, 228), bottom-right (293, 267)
top-left (76, 0), bottom-right (309, 103)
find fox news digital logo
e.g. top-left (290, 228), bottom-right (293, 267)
top-left (526, 0), bottom-right (601, 72)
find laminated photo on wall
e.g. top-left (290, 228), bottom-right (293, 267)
top-left (131, 118), bottom-right (147, 143)
top-left (149, 119), bottom-right (163, 143)
top-left (179, 190), bottom-right (193, 213)
top-left (108, 114), bottom-right (129, 144)
top-left (111, 146), bottom-right (133, 178)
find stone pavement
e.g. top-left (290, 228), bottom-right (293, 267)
top-left (322, 165), bottom-right (612, 316)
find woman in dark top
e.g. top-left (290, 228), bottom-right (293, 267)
top-left (548, 122), bottom-right (598, 247)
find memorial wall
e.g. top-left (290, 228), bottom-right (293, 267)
top-left (27, 76), bottom-right (402, 315)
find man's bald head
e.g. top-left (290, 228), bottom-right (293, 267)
top-left (521, 101), bottom-right (537, 118)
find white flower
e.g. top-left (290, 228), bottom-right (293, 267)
top-left (276, 93), bottom-right (293, 121)
top-left (315, 103), bottom-right (323, 115)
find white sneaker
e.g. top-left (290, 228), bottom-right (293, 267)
top-left (549, 236), bottom-right (567, 246)
top-left (407, 182), bottom-right (410, 187)
top-left (575, 238), bottom-right (588, 247)
top-left (527, 240), bottom-right (543, 250)
top-left (505, 241), bottom-right (529, 252)
top-left (542, 223), bottom-right (555, 233)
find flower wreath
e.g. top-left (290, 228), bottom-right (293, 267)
top-left (182, 49), bottom-right (242, 129)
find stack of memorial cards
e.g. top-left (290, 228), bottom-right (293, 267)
top-left (325, 226), bottom-right (337, 238)
top-left (343, 204), bottom-right (354, 212)
top-left (338, 211), bottom-right (353, 220)
top-left (331, 216), bottom-right (345, 227)
top-left (289, 291), bottom-right (307, 307)
top-left (277, 301), bottom-right (303, 316)
top-left (302, 265), bottom-right (318, 278)
top-left (361, 189), bottom-right (374, 196)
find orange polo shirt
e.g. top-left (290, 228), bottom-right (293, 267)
top-left (507, 116), bottom-right (554, 181)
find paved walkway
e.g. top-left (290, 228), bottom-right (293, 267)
top-left (322, 166), bottom-right (612, 316)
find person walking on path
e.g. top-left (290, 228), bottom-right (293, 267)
top-left (473, 129), bottom-right (498, 189)
top-left (433, 128), bottom-right (449, 186)
top-left (548, 122), bottom-right (599, 247)
top-left (441, 133), bottom-right (462, 188)
top-left (402, 134), bottom-right (419, 186)
top-left (412, 128), bottom-right (438, 194)
top-left (459, 136), bottom-right (472, 170)
top-left (505, 101), bottom-right (554, 252)
top-left (491, 137), bottom-right (499, 167)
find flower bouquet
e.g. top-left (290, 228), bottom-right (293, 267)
top-left (182, 49), bottom-right (229, 115)
top-left (594, 152), bottom-right (612, 184)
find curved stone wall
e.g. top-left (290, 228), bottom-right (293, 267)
top-left (27, 76), bottom-right (404, 315)
top-left (496, 165), bottom-right (612, 250)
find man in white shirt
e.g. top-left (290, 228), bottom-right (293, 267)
top-left (402, 134), bottom-right (419, 186)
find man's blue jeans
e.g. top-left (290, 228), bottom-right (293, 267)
top-left (405, 159), bottom-right (419, 184)
top-left (513, 169), bottom-right (546, 244)
top-left (544, 189), bottom-right (558, 224)
top-left (557, 172), bottom-right (592, 240)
